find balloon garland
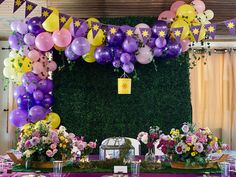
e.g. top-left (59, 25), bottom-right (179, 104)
top-left (3, 0), bottom-right (214, 127)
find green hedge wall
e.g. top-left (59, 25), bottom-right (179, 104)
top-left (52, 17), bottom-right (192, 153)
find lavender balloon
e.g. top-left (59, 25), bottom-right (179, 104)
top-left (17, 22), bottom-right (28, 35)
top-left (38, 79), bottom-right (53, 93)
top-left (10, 21), bottom-right (20, 31)
top-left (26, 82), bottom-right (38, 94)
top-left (29, 105), bottom-right (46, 123)
top-left (9, 108), bottom-right (28, 127)
top-left (14, 85), bottom-right (27, 98)
top-left (28, 17), bottom-right (44, 35)
top-left (155, 38), bottom-right (167, 49)
top-left (69, 21), bottom-right (88, 37)
top-left (122, 62), bottom-right (134, 73)
top-left (71, 37), bottom-right (90, 56)
top-left (33, 90), bottom-right (44, 101)
top-left (107, 29), bottom-right (125, 46)
top-left (24, 33), bottom-right (35, 46)
top-left (112, 60), bottom-right (121, 68)
top-left (153, 47), bottom-right (163, 57)
top-left (65, 45), bottom-right (80, 61)
top-left (120, 53), bottom-right (131, 64)
top-left (94, 46), bottom-right (113, 64)
top-left (8, 34), bottom-right (20, 50)
top-left (22, 72), bottom-right (40, 87)
top-left (152, 20), bottom-right (168, 37)
top-left (122, 37), bottom-right (138, 53)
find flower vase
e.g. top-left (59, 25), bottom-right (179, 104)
top-left (145, 148), bottom-right (156, 163)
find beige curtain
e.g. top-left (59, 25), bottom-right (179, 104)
top-left (190, 51), bottom-right (236, 150)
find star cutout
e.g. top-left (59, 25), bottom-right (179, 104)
top-left (142, 30), bottom-right (149, 37)
top-left (193, 28), bottom-right (199, 35)
top-left (74, 20), bottom-right (81, 27)
top-left (227, 22), bottom-right (235, 29)
top-left (126, 29), bottom-right (133, 36)
top-left (208, 26), bottom-right (215, 33)
top-left (26, 4), bottom-right (33, 11)
top-left (43, 10), bottom-right (49, 17)
top-left (93, 24), bottom-right (99, 31)
top-left (174, 30), bottom-right (181, 37)
top-left (15, 0), bottom-right (21, 6)
top-left (110, 27), bottom-right (117, 34)
top-left (159, 30), bottom-right (166, 37)
top-left (122, 83), bottom-right (128, 89)
top-left (60, 16), bottom-right (67, 23)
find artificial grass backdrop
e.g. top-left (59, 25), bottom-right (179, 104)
top-left (52, 17), bottom-right (192, 153)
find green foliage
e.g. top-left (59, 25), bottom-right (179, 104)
top-left (52, 17), bottom-right (192, 154)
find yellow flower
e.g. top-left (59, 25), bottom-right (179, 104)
top-left (217, 150), bottom-right (222, 154)
top-left (191, 152), bottom-right (196, 156)
top-left (214, 137), bottom-right (218, 142)
top-left (185, 146), bottom-right (190, 151)
top-left (208, 135), bottom-right (212, 139)
top-left (63, 144), bottom-right (66, 149)
top-left (65, 139), bottom-right (68, 143)
top-left (193, 146), bottom-right (196, 151)
top-left (60, 136), bottom-right (65, 141)
top-left (187, 143), bottom-right (192, 146)
top-left (59, 143), bottom-right (63, 147)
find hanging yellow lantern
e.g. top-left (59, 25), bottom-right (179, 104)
top-left (118, 75), bottom-right (132, 94)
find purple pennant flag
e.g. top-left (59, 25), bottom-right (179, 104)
top-left (13, 0), bottom-right (26, 13)
top-left (190, 25), bottom-right (202, 42)
top-left (204, 23), bottom-right (217, 39)
top-left (91, 21), bottom-right (101, 38)
top-left (0, 0), bottom-right (5, 5)
top-left (59, 13), bottom-right (70, 29)
top-left (224, 19), bottom-right (236, 35)
top-left (41, 7), bottom-right (53, 23)
top-left (120, 25), bottom-right (136, 38)
top-left (73, 17), bottom-right (84, 34)
top-left (171, 27), bottom-right (183, 42)
top-left (108, 25), bottom-right (119, 36)
top-left (139, 28), bottom-right (151, 45)
top-left (25, 1), bottom-right (37, 18)
top-left (156, 28), bottom-right (168, 39)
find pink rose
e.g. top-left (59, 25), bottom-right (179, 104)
top-left (46, 150), bottom-right (53, 157)
top-left (88, 141), bottom-right (96, 149)
top-left (53, 149), bottom-right (58, 155)
top-left (186, 136), bottom-right (193, 144)
top-left (50, 143), bottom-right (57, 150)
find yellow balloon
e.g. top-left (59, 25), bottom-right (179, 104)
top-left (21, 57), bottom-right (32, 73)
top-left (176, 4), bottom-right (197, 23)
top-left (87, 29), bottom-right (105, 46)
top-left (54, 45), bottom-right (65, 51)
top-left (189, 23), bottom-right (206, 42)
top-left (82, 45), bottom-right (96, 63)
top-left (13, 55), bottom-right (23, 72)
top-left (63, 17), bottom-right (73, 30)
top-left (42, 8), bottom-right (59, 32)
top-left (45, 112), bottom-right (61, 129)
top-left (171, 19), bottom-right (190, 39)
top-left (86, 18), bottom-right (100, 29)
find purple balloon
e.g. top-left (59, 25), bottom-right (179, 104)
top-left (42, 94), bottom-right (54, 109)
top-left (14, 85), bottom-right (27, 98)
top-left (122, 62), bottom-right (134, 73)
top-left (28, 17), bottom-right (45, 35)
top-left (33, 90), bottom-right (44, 101)
top-left (112, 60), bottom-right (121, 68)
top-left (152, 20), bottom-right (168, 38)
top-left (22, 72), bottom-right (40, 87)
top-left (71, 37), bottom-right (90, 56)
top-left (148, 37), bottom-right (156, 48)
top-left (26, 82), bottom-right (38, 94)
top-left (38, 79), bottom-right (53, 93)
top-left (24, 33), bottom-right (35, 46)
top-left (10, 21), bottom-right (20, 31)
top-left (167, 42), bottom-right (182, 58)
top-left (153, 47), bottom-right (163, 57)
top-left (111, 47), bottom-right (123, 60)
top-left (130, 54), bottom-right (137, 63)
top-left (69, 21), bottom-right (88, 37)
top-left (120, 53), bottom-right (131, 64)
top-left (9, 108), bottom-right (28, 127)
top-left (17, 93), bottom-right (35, 110)
top-left (29, 105), bottom-right (46, 123)
top-left (155, 38), bottom-right (167, 49)
top-left (107, 29), bottom-right (125, 46)
top-left (17, 22), bottom-right (28, 35)
top-left (8, 34), bottom-right (20, 50)
top-left (122, 37), bottom-right (138, 53)
top-left (94, 46), bottom-right (113, 64)
top-left (65, 45), bottom-right (80, 61)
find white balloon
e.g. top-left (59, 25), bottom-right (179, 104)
top-left (134, 23), bottom-right (150, 42)
top-left (196, 13), bottom-right (207, 23)
top-left (3, 58), bottom-right (12, 67)
top-left (136, 45), bottom-right (153, 64)
top-left (205, 10), bottom-right (214, 20)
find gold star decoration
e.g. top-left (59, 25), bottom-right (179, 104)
top-left (15, 0), bottom-right (21, 6)
top-left (60, 16), bottom-right (67, 23)
top-left (159, 30), bottom-right (166, 37)
top-left (227, 22), bottom-right (235, 29)
top-left (110, 27), bottom-right (117, 34)
top-left (126, 29), bottom-right (133, 36)
top-left (74, 20), bottom-right (81, 27)
top-left (122, 83), bottom-right (128, 89)
top-left (26, 4), bottom-right (33, 11)
top-left (93, 24), bottom-right (99, 31)
top-left (42, 10), bottom-right (49, 17)
top-left (142, 30), bottom-right (149, 37)
top-left (208, 26), bottom-right (215, 33)
top-left (174, 30), bottom-right (181, 37)
top-left (193, 28), bottom-right (199, 35)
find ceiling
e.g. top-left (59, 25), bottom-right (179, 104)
top-left (0, 0), bottom-right (236, 40)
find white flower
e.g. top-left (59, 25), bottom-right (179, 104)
top-left (59, 126), bottom-right (66, 132)
top-left (181, 124), bottom-right (189, 133)
top-left (23, 150), bottom-right (34, 158)
top-left (42, 136), bottom-right (51, 144)
top-left (141, 132), bottom-right (148, 144)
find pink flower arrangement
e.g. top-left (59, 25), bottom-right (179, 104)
top-left (74, 136), bottom-right (97, 158)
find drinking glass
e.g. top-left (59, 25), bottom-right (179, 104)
top-left (53, 161), bottom-right (63, 177)
top-left (219, 162), bottom-right (230, 177)
top-left (130, 161), bottom-right (140, 177)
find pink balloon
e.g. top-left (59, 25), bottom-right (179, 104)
top-left (135, 45), bottom-right (153, 64)
top-left (192, 0), bottom-right (205, 13)
top-left (35, 32), bottom-right (54, 52)
top-left (38, 70), bottom-right (48, 80)
top-left (39, 55), bottom-right (49, 66)
top-left (180, 39), bottom-right (191, 52)
top-left (134, 23), bottom-right (150, 42)
top-left (28, 50), bottom-right (40, 62)
top-left (33, 62), bottom-right (44, 74)
top-left (170, 1), bottom-right (185, 13)
top-left (52, 28), bottom-right (72, 48)
top-left (158, 10), bottom-right (176, 22)
top-left (47, 61), bottom-right (57, 72)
